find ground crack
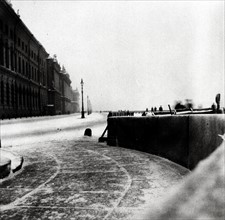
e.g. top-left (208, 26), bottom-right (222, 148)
top-left (0, 153), bottom-right (61, 211)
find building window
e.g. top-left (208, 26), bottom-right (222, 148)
top-left (29, 64), bottom-right (31, 78)
top-left (17, 37), bottom-right (21, 47)
top-left (25, 45), bottom-right (28, 53)
top-left (4, 24), bottom-right (8, 36)
top-left (10, 29), bottom-right (14, 39)
top-left (6, 82), bottom-right (9, 105)
top-left (26, 62), bottom-right (28, 77)
top-left (22, 41), bottom-right (24, 50)
top-left (5, 43), bottom-right (9, 68)
top-left (14, 53), bottom-right (17, 71)
top-left (0, 39), bottom-right (4, 66)
top-left (31, 66), bottom-right (34, 79)
top-left (1, 81), bottom-right (4, 105)
top-left (19, 86), bottom-right (22, 106)
top-left (18, 56), bottom-right (21, 73)
top-left (10, 47), bottom-right (14, 70)
top-left (34, 67), bottom-right (36, 80)
top-left (0, 20), bottom-right (3, 31)
top-left (26, 88), bottom-right (29, 109)
top-left (23, 87), bottom-right (26, 107)
top-left (11, 83), bottom-right (14, 106)
top-left (31, 90), bottom-right (33, 107)
top-left (23, 59), bottom-right (25, 75)
top-left (15, 84), bottom-right (18, 107)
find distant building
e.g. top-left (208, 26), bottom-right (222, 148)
top-left (46, 59), bottom-right (80, 115)
top-left (71, 89), bottom-right (80, 113)
top-left (46, 57), bottom-right (62, 115)
top-left (61, 71), bottom-right (72, 114)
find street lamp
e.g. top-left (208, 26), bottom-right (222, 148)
top-left (80, 78), bottom-right (85, 118)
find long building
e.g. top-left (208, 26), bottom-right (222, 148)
top-left (0, 0), bottom-right (79, 119)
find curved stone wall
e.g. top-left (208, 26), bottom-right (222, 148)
top-left (0, 157), bottom-right (11, 179)
top-left (107, 114), bottom-right (225, 170)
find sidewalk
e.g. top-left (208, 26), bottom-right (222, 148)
top-left (0, 137), bottom-right (188, 219)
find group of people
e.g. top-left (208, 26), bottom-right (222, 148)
top-left (142, 106), bottom-right (163, 116)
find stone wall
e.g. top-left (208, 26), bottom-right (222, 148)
top-left (107, 114), bottom-right (225, 170)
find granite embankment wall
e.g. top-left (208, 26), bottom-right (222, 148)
top-left (107, 114), bottom-right (225, 170)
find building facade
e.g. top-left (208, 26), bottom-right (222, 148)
top-left (0, 0), bottom-right (48, 118)
top-left (0, 1), bottom-right (79, 119)
top-left (46, 57), bottom-right (62, 115)
top-left (71, 89), bottom-right (80, 113)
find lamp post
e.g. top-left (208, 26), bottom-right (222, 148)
top-left (80, 78), bottom-right (85, 118)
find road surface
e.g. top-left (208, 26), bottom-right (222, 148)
top-left (0, 113), bottom-right (189, 219)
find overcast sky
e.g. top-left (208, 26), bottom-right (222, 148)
top-left (11, 0), bottom-right (224, 111)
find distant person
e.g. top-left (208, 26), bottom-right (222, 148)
top-left (154, 107), bottom-right (157, 112)
top-left (175, 102), bottom-right (186, 110)
top-left (211, 103), bottom-right (216, 113)
top-left (159, 106), bottom-right (163, 111)
top-left (142, 111), bottom-right (146, 116)
top-left (108, 111), bottom-right (112, 117)
top-left (146, 111), bottom-right (155, 116)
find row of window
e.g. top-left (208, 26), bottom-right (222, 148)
top-left (18, 38), bottom-right (38, 62)
top-left (0, 19), bottom-right (13, 40)
top-left (0, 19), bottom-right (45, 64)
top-left (0, 41), bottom-right (46, 85)
top-left (1, 81), bottom-right (39, 109)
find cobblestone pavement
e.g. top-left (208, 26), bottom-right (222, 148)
top-left (0, 138), bottom-right (189, 219)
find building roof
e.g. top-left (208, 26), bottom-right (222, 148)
top-left (1, 0), bottom-right (48, 55)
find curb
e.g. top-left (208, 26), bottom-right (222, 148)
top-left (0, 156), bottom-right (11, 179)
top-left (0, 149), bottom-right (24, 179)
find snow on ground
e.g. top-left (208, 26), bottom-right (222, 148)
top-left (141, 141), bottom-right (225, 220)
top-left (0, 112), bottom-right (198, 219)
top-left (0, 113), bottom-right (107, 147)
top-left (0, 138), bottom-right (189, 219)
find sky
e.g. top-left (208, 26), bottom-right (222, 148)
top-left (11, 0), bottom-right (224, 111)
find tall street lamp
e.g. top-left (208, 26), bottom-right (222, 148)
top-left (80, 78), bottom-right (85, 118)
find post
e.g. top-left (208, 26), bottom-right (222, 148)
top-left (168, 104), bottom-right (173, 115)
top-left (80, 78), bottom-right (85, 118)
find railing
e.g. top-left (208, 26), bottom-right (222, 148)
top-left (107, 108), bottom-right (218, 117)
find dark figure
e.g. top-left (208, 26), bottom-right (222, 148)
top-left (142, 111), bottom-right (146, 116)
top-left (159, 106), bottom-right (163, 111)
top-left (84, 128), bottom-right (92, 137)
top-left (211, 103), bottom-right (216, 113)
top-left (108, 111), bottom-right (112, 117)
top-left (215, 94), bottom-right (221, 113)
top-left (175, 102), bottom-right (186, 110)
top-left (154, 107), bottom-right (157, 112)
